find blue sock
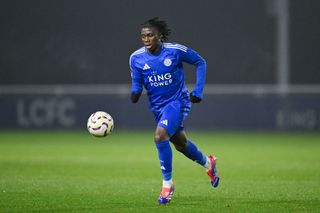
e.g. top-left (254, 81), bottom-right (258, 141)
top-left (155, 140), bottom-right (172, 181)
top-left (181, 140), bottom-right (207, 166)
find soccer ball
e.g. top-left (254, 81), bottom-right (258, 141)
top-left (87, 111), bottom-right (114, 137)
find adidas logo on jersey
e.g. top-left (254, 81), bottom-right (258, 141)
top-left (143, 63), bottom-right (150, 70)
top-left (160, 120), bottom-right (168, 126)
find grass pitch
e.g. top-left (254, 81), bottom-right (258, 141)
top-left (0, 130), bottom-right (319, 212)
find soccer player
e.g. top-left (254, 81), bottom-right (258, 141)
top-left (129, 17), bottom-right (219, 205)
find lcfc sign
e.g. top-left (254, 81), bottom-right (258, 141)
top-left (17, 97), bottom-right (75, 127)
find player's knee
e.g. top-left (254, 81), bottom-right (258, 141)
top-left (174, 144), bottom-right (185, 152)
top-left (173, 142), bottom-right (187, 152)
top-left (154, 126), bottom-right (169, 142)
top-left (154, 133), bottom-right (166, 142)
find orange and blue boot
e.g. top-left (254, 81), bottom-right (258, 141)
top-left (206, 155), bottom-right (220, 188)
top-left (158, 184), bottom-right (174, 205)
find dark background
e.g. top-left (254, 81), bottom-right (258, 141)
top-left (1, 0), bottom-right (319, 85)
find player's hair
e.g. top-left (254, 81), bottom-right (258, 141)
top-left (141, 17), bottom-right (171, 42)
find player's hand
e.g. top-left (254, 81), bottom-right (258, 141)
top-left (131, 92), bottom-right (141, 103)
top-left (190, 93), bottom-right (202, 103)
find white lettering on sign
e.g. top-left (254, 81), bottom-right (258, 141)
top-left (17, 98), bottom-right (75, 127)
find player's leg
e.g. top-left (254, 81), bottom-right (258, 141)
top-left (170, 130), bottom-right (220, 188)
top-left (170, 131), bottom-right (207, 166)
top-left (154, 126), bottom-right (174, 204)
top-left (154, 126), bottom-right (172, 185)
top-left (154, 100), bottom-right (184, 204)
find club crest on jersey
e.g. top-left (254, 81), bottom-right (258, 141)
top-left (163, 58), bottom-right (172, 67)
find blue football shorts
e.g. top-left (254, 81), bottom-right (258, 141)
top-left (155, 100), bottom-right (191, 137)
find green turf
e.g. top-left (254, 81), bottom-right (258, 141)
top-left (0, 130), bottom-right (319, 212)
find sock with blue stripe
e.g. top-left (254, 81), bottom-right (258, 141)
top-left (155, 140), bottom-right (172, 181)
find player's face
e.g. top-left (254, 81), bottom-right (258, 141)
top-left (141, 27), bottom-right (161, 54)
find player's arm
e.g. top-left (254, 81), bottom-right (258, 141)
top-left (130, 57), bottom-right (143, 103)
top-left (180, 46), bottom-right (207, 103)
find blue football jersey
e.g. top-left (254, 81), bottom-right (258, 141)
top-left (129, 42), bottom-right (206, 115)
